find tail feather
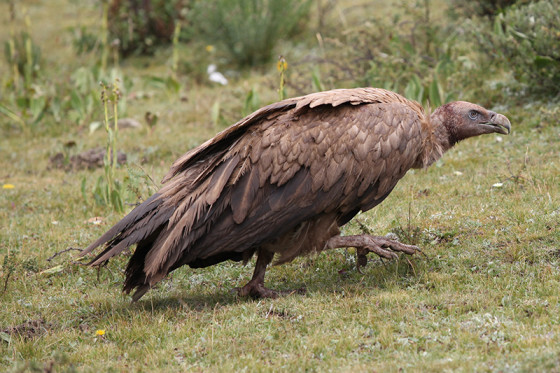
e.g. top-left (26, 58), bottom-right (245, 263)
top-left (122, 228), bottom-right (163, 300)
top-left (89, 207), bottom-right (174, 266)
top-left (80, 194), bottom-right (162, 256)
top-left (79, 193), bottom-right (174, 272)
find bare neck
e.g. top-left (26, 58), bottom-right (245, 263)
top-left (415, 108), bottom-right (455, 168)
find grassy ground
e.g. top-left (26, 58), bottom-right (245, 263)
top-left (1, 1), bottom-right (560, 372)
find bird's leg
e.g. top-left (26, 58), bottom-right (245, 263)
top-left (326, 234), bottom-right (421, 271)
top-left (236, 249), bottom-right (279, 299)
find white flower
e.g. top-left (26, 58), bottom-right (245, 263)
top-left (207, 64), bottom-right (228, 85)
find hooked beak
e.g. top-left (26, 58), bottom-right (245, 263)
top-left (484, 112), bottom-right (511, 135)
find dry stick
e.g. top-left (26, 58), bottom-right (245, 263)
top-left (355, 218), bottom-right (373, 235)
top-left (266, 303), bottom-right (274, 318)
top-left (47, 247), bottom-right (83, 262)
top-left (407, 201), bottom-right (413, 243)
top-left (406, 257), bottom-right (417, 277)
top-left (133, 163), bottom-right (158, 190)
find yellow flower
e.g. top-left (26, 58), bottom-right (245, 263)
top-left (95, 329), bottom-right (105, 336)
top-left (277, 58), bottom-right (288, 72)
top-left (205, 45), bottom-right (215, 53)
top-left (2, 184), bottom-right (15, 189)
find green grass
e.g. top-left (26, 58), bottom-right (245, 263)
top-left (1, 0), bottom-right (560, 372)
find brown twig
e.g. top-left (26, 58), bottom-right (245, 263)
top-left (406, 257), bottom-right (417, 277)
top-left (47, 247), bottom-right (83, 262)
top-left (355, 218), bottom-right (373, 235)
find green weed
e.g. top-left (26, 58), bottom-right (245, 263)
top-left (242, 86), bottom-right (261, 117)
top-left (106, 0), bottom-right (189, 57)
top-left (277, 56), bottom-right (288, 100)
top-left (492, 0), bottom-right (560, 96)
top-left (81, 80), bottom-right (125, 212)
top-left (100, 0), bottom-right (109, 73)
top-left (191, 0), bottom-right (311, 67)
top-left (171, 21), bottom-right (181, 79)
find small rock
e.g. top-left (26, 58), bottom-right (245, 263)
top-left (49, 148), bottom-right (127, 171)
top-left (117, 118), bottom-right (142, 129)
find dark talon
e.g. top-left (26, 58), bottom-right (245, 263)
top-left (233, 249), bottom-right (305, 299)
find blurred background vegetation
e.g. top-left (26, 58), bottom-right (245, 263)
top-left (0, 0), bottom-right (558, 216)
top-left (1, 0), bottom-right (558, 133)
top-left (1, 0), bottom-right (558, 211)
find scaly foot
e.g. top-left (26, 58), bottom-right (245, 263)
top-left (327, 234), bottom-right (421, 271)
top-left (234, 281), bottom-right (306, 299)
top-left (235, 281), bottom-right (280, 299)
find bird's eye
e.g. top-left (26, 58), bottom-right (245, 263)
top-left (468, 110), bottom-right (479, 120)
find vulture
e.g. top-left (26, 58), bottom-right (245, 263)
top-left (80, 88), bottom-right (511, 300)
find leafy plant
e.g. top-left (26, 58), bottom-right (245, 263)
top-left (311, 67), bottom-right (325, 92)
top-left (0, 102), bottom-right (26, 131)
top-left (0, 3), bottom-right (52, 133)
top-left (125, 164), bottom-right (157, 203)
top-left (1, 32), bottom-right (48, 131)
top-left (3, 31), bottom-right (41, 89)
top-left (1, 251), bottom-right (17, 295)
top-left (82, 80), bottom-right (125, 213)
top-left (211, 99), bottom-right (221, 126)
top-left (70, 26), bottom-right (99, 55)
top-left (448, 0), bottom-right (529, 19)
top-left (144, 75), bottom-right (181, 100)
top-left (68, 67), bottom-right (98, 126)
top-left (277, 56), bottom-right (288, 100)
top-left (364, 1), bottom-right (458, 104)
top-left (107, 0), bottom-right (191, 57)
top-left (311, 0), bottom-right (457, 106)
top-left (192, 0), bottom-right (311, 67)
top-left (242, 86), bottom-right (261, 116)
top-left (101, 80), bottom-right (124, 212)
top-left (490, 0), bottom-right (560, 96)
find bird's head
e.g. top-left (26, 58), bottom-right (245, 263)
top-left (431, 101), bottom-right (511, 147)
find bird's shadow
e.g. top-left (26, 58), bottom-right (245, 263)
top-left (102, 255), bottom-right (425, 315)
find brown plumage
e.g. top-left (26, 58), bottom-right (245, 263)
top-left (80, 87), bottom-right (511, 300)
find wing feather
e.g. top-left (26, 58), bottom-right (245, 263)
top-left (205, 155), bottom-right (240, 205)
top-left (231, 167), bottom-right (260, 224)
